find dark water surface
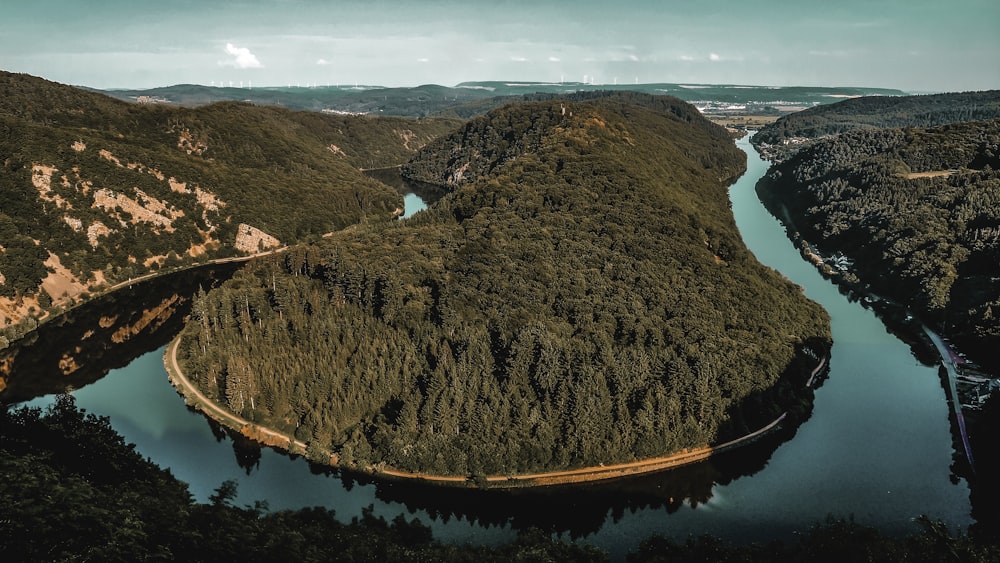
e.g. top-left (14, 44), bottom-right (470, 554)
top-left (15, 137), bottom-right (972, 559)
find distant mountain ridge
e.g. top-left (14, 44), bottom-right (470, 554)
top-left (96, 80), bottom-right (907, 118)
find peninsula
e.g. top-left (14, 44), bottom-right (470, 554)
top-left (174, 92), bottom-right (831, 479)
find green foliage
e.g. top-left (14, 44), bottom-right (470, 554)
top-left (753, 90), bottom-right (1000, 162)
top-left (0, 71), bottom-right (456, 325)
top-left (180, 94), bottom-right (831, 477)
top-left (759, 119), bottom-right (1000, 371)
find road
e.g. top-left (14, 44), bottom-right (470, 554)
top-left (923, 324), bottom-right (975, 471)
top-left (165, 335), bottom-right (309, 454)
top-left (106, 246), bottom-right (288, 294)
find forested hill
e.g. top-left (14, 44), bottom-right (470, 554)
top-left (177, 94), bottom-right (831, 478)
top-left (752, 90), bottom-right (1000, 162)
top-left (758, 119), bottom-right (1000, 371)
top-left (402, 91), bottom-right (741, 189)
top-left (0, 71), bottom-right (458, 334)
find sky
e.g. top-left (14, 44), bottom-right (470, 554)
top-left (1, 0), bottom-right (998, 92)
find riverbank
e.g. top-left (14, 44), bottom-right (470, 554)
top-left (165, 334), bottom-right (827, 489)
top-left (1, 246), bottom-right (287, 348)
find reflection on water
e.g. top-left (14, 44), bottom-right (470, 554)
top-left (0, 263), bottom-right (241, 405)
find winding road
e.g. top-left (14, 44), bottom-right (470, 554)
top-left (923, 325), bottom-right (975, 471)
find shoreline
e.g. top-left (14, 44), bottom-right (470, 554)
top-left (1, 246), bottom-right (288, 350)
top-left (166, 334), bottom-right (827, 489)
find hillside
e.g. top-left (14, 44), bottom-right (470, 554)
top-left (0, 71), bottom-right (458, 335)
top-left (757, 119), bottom-right (1000, 371)
top-left (176, 93), bottom-right (831, 478)
top-left (752, 90), bottom-right (1000, 162)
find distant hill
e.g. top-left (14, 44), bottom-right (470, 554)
top-left (752, 90), bottom-right (1000, 162)
top-left (0, 71), bottom-right (458, 335)
top-left (97, 80), bottom-right (906, 119)
top-left (758, 119), bottom-right (1000, 371)
top-left (177, 92), bottom-right (831, 478)
top-left (94, 82), bottom-right (491, 118)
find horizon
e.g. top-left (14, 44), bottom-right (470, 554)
top-left (93, 78), bottom-right (918, 93)
top-left (2, 1), bottom-right (998, 93)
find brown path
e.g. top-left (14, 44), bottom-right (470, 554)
top-left (165, 334), bottom-right (819, 488)
top-left (165, 335), bottom-right (308, 454)
top-left (381, 412), bottom-right (787, 487)
top-left (107, 246), bottom-right (288, 294)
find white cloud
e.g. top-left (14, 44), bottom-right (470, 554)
top-left (709, 53), bottom-right (720, 61)
top-left (222, 43), bottom-right (262, 68)
top-left (511, 56), bottom-right (528, 62)
top-left (548, 56), bottom-right (561, 62)
top-left (628, 54), bottom-right (639, 62)
top-left (316, 58), bottom-right (330, 65)
top-left (417, 57), bottom-right (430, 63)
top-left (679, 55), bottom-right (695, 61)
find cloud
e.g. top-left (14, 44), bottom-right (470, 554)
top-left (628, 54), bottom-right (639, 62)
top-left (222, 43), bottom-right (262, 68)
top-left (548, 56), bottom-right (561, 62)
top-left (679, 55), bottom-right (695, 61)
top-left (510, 56), bottom-right (528, 62)
top-left (709, 53), bottom-right (720, 61)
top-left (316, 58), bottom-right (330, 65)
top-left (417, 57), bottom-right (429, 63)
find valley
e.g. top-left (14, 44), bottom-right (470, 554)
top-left (1, 72), bottom-right (996, 558)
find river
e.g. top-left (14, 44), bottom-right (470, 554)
top-left (14, 136), bottom-right (972, 559)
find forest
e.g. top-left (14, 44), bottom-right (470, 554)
top-left (0, 71), bottom-right (458, 332)
top-left (752, 90), bottom-right (1000, 162)
top-left (758, 118), bottom-right (1000, 372)
top-left (177, 93), bottom-right (831, 478)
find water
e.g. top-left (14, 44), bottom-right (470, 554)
top-left (401, 192), bottom-right (427, 218)
top-left (363, 166), bottom-right (444, 218)
top-left (13, 136), bottom-right (972, 558)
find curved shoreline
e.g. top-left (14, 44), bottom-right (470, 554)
top-left (166, 334), bottom-right (827, 489)
top-left (3, 246), bottom-right (288, 347)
